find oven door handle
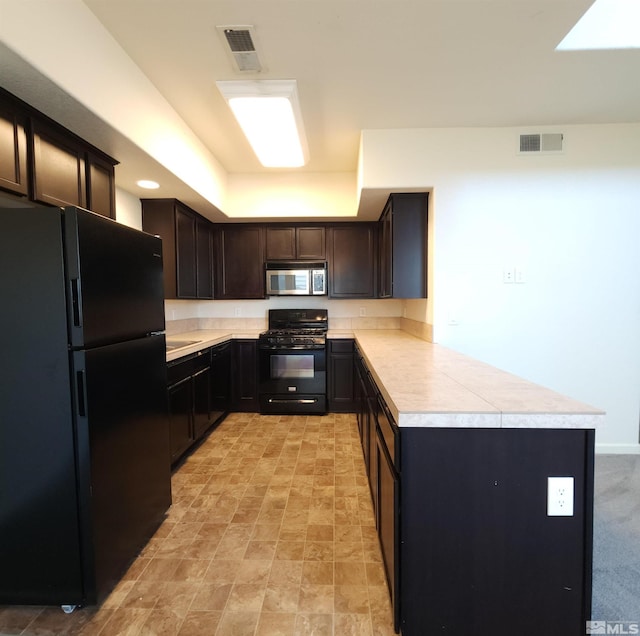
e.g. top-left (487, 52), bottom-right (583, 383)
top-left (258, 345), bottom-right (325, 351)
top-left (268, 398), bottom-right (318, 404)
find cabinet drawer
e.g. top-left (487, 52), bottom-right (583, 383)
top-left (167, 348), bottom-right (210, 384)
top-left (329, 339), bottom-right (354, 353)
top-left (377, 395), bottom-right (399, 469)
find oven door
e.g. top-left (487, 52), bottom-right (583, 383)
top-left (258, 346), bottom-right (326, 412)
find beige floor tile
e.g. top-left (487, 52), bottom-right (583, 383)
top-left (139, 608), bottom-right (184, 636)
top-left (335, 585), bottom-right (371, 614)
top-left (99, 607), bottom-right (152, 635)
top-left (176, 610), bottom-right (222, 636)
top-left (255, 611), bottom-right (296, 636)
top-left (262, 582), bottom-right (300, 613)
top-left (215, 610), bottom-right (259, 636)
top-left (298, 583), bottom-right (334, 613)
top-left (294, 612), bottom-right (333, 636)
top-left (189, 582), bottom-right (232, 612)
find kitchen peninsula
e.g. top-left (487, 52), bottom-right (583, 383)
top-left (167, 326), bottom-right (602, 636)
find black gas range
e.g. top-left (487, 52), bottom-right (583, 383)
top-left (258, 309), bottom-right (328, 414)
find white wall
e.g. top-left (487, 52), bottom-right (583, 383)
top-left (226, 172), bottom-right (358, 218)
top-left (115, 188), bottom-right (142, 229)
top-left (361, 125), bottom-right (640, 451)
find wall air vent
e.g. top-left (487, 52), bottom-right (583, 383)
top-left (519, 133), bottom-right (564, 154)
top-left (217, 25), bottom-right (263, 73)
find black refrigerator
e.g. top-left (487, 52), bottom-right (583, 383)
top-left (0, 205), bottom-right (172, 608)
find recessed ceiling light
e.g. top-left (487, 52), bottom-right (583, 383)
top-left (137, 179), bottom-right (160, 189)
top-left (557, 0), bottom-right (640, 50)
top-left (216, 80), bottom-right (308, 168)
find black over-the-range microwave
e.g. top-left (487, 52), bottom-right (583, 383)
top-left (265, 262), bottom-right (327, 296)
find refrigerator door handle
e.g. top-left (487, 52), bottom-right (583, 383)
top-left (71, 278), bottom-right (82, 327)
top-left (76, 369), bottom-right (87, 417)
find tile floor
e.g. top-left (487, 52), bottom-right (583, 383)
top-left (0, 413), bottom-right (396, 635)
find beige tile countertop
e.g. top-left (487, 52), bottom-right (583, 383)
top-left (165, 328), bottom-right (604, 430)
top-left (353, 330), bottom-right (604, 430)
top-left (165, 329), bottom-right (260, 362)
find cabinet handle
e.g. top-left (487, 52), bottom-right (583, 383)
top-left (268, 398), bottom-right (317, 405)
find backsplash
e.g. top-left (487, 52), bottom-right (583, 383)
top-left (401, 317), bottom-right (433, 342)
top-left (165, 315), bottom-right (403, 335)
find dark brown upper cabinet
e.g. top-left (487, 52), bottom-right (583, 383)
top-left (214, 224), bottom-right (265, 299)
top-left (329, 223), bottom-right (377, 298)
top-left (0, 98), bottom-right (28, 197)
top-left (378, 193), bottom-right (428, 299)
top-left (31, 118), bottom-right (87, 210)
top-left (0, 88), bottom-right (117, 218)
top-left (265, 225), bottom-right (326, 261)
top-left (142, 198), bottom-right (214, 300)
top-left (195, 217), bottom-right (214, 299)
top-left (86, 152), bottom-right (116, 219)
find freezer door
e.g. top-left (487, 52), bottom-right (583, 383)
top-left (64, 207), bottom-right (165, 348)
top-left (72, 333), bottom-right (171, 602)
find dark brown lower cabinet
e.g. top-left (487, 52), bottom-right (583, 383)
top-left (192, 366), bottom-right (212, 439)
top-left (210, 341), bottom-right (231, 422)
top-left (377, 429), bottom-right (399, 631)
top-left (166, 349), bottom-right (211, 464)
top-left (327, 339), bottom-right (356, 412)
top-left (167, 376), bottom-right (192, 465)
top-left (231, 339), bottom-right (258, 411)
top-left (399, 427), bottom-right (594, 636)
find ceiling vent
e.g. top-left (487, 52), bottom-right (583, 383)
top-left (217, 25), bottom-right (263, 72)
top-left (519, 133), bottom-right (564, 154)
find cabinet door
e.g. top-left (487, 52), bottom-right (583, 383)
top-left (196, 217), bottom-right (214, 299)
top-left (378, 201), bottom-right (393, 298)
top-left (167, 377), bottom-right (193, 464)
top-left (231, 339), bottom-right (258, 411)
top-left (265, 227), bottom-right (296, 260)
top-left (86, 153), bottom-right (115, 219)
top-left (192, 365), bottom-right (212, 439)
top-left (215, 226), bottom-right (265, 299)
top-left (329, 224), bottom-right (376, 298)
top-left (31, 120), bottom-right (86, 209)
top-left (296, 227), bottom-right (326, 259)
top-left (381, 193), bottom-right (428, 299)
top-left (210, 341), bottom-right (231, 422)
top-left (328, 340), bottom-right (355, 412)
top-left (175, 206), bottom-right (197, 298)
top-left (377, 432), bottom-right (400, 631)
top-left (0, 101), bottom-right (28, 196)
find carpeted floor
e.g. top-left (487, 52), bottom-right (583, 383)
top-left (591, 454), bottom-right (640, 624)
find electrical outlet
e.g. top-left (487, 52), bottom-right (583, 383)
top-left (359, 307), bottom-right (366, 317)
top-left (503, 267), bottom-right (515, 284)
top-left (547, 477), bottom-right (574, 516)
top-left (234, 307), bottom-right (241, 317)
top-left (515, 267), bottom-right (526, 283)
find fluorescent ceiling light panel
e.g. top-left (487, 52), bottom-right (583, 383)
top-left (557, 0), bottom-right (640, 50)
top-left (216, 80), bottom-right (308, 168)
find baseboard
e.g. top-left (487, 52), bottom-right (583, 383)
top-left (595, 443), bottom-right (640, 455)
